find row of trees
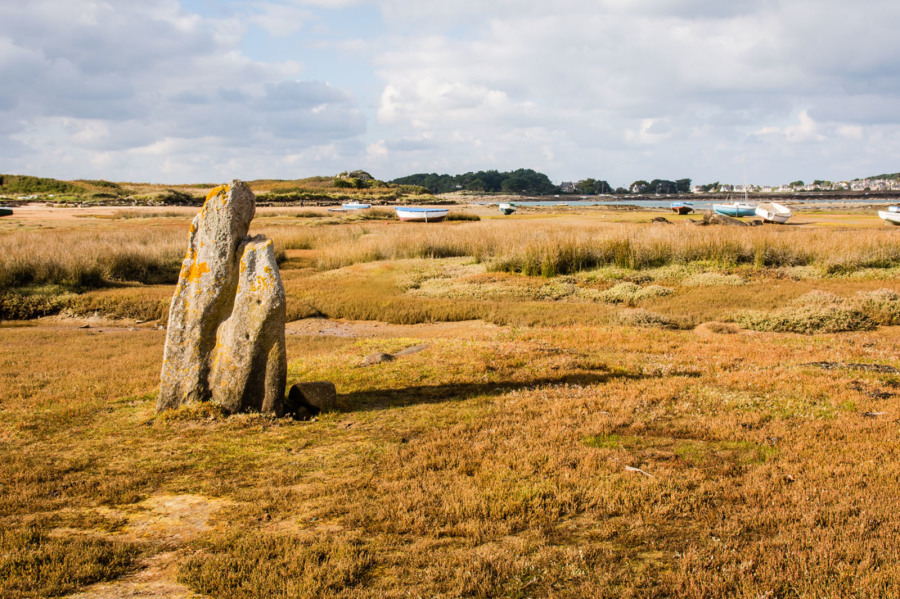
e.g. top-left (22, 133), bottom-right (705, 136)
top-left (628, 179), bottom-right (692, 194)
top-left (391, 170), bottom-right (693, 196)
top-left (391, 169), bottom-right (558, 195)
top-left (574, 178), bottom-right (614, 195)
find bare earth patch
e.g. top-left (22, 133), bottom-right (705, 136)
top-left (65, 495), bottom-right (232, 599)
top-left (286, 317), bottom-right (500, 339)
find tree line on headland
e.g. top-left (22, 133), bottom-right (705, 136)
top-left (390, 169), bottom-right (692, 195)
top-left (391, 169), bottom-right (559, 195)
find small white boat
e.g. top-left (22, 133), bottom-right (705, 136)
top-left (394, 207), bottom-right (449, 222)
top-left (713, 202), bottom-right (756, 217)
top-left (755, 202), bottom-right (792, 224)
top-left (878, 208), bottom-right (900, 225)
top-left (341, 202), bottom-right (371, 210)
top-left (499, 203), bottom-right (516, 215)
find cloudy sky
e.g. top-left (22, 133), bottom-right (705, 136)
top-left (2, 0), bottom-right (899, 187)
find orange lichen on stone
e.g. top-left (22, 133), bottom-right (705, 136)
top-left (206, 184), bottom-right (229, 203)
top-left (178, 249), bottom-right (197, 279)
top-left (185, 261), bottom-right (210, 283)
top-left (251, 275), bottom-right (270, 292)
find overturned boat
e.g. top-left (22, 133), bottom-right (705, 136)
top-left (713, 202), bottom-right (756, 217)
top-left (755, 202), bottom-right (792, 224)
top-left (669, 201), bottom-right (693, 215)
top-left (394, 207), bottom-right (449, 222)
top-left (878, 206), bottom-right (900, 225)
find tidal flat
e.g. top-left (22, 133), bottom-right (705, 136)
top-left (2, 204), bottom-right (900, 598)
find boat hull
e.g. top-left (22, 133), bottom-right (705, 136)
top-left (341, 203), bottom-right (371, 210)
top-left (755, 203), bottom-right (792, 224)
top-left (713, 203), bottom-right (756, 217)
top-left (670, 203), bottom-right (693, 215)
top-left (0, 207), bottom-right (12, 217)
top-left (395, 207), bottom-right (449, 222)
top-left (499, 203), bottom-right (516, 215)
top-left (878, 210), bottom-right (900, 225)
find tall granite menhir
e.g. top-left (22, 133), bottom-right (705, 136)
top-left (158, 180), bottom-right (287, 415)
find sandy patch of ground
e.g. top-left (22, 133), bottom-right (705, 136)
top-left (67, 551), bottom-right (198, 599)
top-left (124, 494), bottom-right (232, 546)
top-left (24, 313), bottom-right (166, 333)
top-left (63, 494), bottom-right (233, 599)
top-left (286, 317), bottom-right (500, 339)
top-left (3, 204), bottom-right (197, 223)
top-left (13, 314), bottom-right (496, 340)
top-left (693, 321), bottom-right (741, 335)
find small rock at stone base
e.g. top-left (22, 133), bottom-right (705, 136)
top-left (286, 382), bottom-right (338, 417)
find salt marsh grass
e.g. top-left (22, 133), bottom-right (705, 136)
top-left (314, 220), bottom-right (900, 275)
top-left (739, 288), bottom-right (900, 333)
top-left (0, 228), bottom-right (186, 290)
top-left (5, 207), bottom-right (900, 597)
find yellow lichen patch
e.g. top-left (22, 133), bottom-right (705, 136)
top-left (178, 249), bottom-right (198, 279)
top-left (205, 184), bottom-right (229, 204)
top-left (184, 261), bottom-right (210, 283)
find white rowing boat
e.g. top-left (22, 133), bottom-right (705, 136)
top-left (394, 207), bottom-right (449, 222)
top-left (755, 202), bottom-right (792, 224)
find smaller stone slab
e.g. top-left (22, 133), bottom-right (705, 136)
top-left (286, 382), bottom-right (338, 418)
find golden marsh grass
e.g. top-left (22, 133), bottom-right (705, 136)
top-left (314, 220), bottom-right (900, 275)
top-left (3, 207), bottom-right (900, 597)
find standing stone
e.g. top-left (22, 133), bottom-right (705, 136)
top-left (158, 181), bottom-right (287, 415)
top-left (209, 236), bottom-right (287, 415)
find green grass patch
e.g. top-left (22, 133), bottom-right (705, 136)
top-left (597, 282), bottom-right (674, 305)
top-left (736, 289), bottom-right (900, 334)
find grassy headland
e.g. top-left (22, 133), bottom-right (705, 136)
top-left (0, 173), bottom-right (433, 207)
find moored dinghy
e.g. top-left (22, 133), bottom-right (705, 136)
top-left (394, 207), bottom-right (449, 222)
top-left (670, 201), bottom-right (693, 215)
top-left (755, 202), bottom-right (792, 224)
top-left (499, 203), bottom-right (516, 215)
top-left (713, 202), bottom-right (756, 217)
top-left (0, 207), bottom-right (12, 217)
top-left (878, 206), bottom-right (900, 225)
top-left (341, 202), bottom-right (371, 210)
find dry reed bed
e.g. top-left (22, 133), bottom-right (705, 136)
top-left (315, 221), bottom-right (900, 275)
top-left (0, 227), bottom-right (187, 289)
top-left (0, 224), bottom-right (307, 291)
top-left (4, 221), bottom-right (899, 293)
